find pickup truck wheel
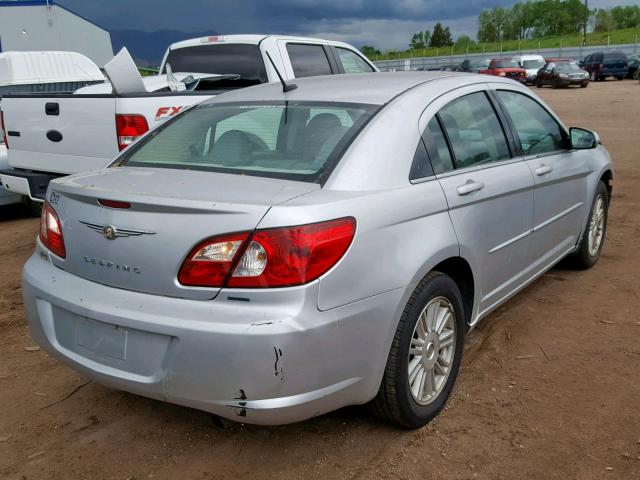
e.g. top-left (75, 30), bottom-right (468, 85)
top-left (21, 197), bottom-right (42, 218)
top-left (370, 271), bottom-right (465, 428)
top-left (567, 181), bottom-right (609, 270)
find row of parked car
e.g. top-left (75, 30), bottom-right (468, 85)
top-left (422, 50), bottom-right (640, 88)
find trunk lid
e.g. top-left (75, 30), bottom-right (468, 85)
top-left (48, 167), bottom-right (318, 300)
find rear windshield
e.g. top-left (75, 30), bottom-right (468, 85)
top-left (117, 102), bottom-right (378, 183)
top-left (162, 44), bottom-right (268, 88)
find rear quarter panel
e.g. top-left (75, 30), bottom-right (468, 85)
top-left (259, 182), bottom-right (459, 312)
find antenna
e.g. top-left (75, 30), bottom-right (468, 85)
top-left (265, 51), bottom-right (297, 92)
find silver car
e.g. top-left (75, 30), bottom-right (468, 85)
top-left (23, 72), bottom-right (612, 428)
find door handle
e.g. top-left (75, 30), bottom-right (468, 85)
top-left (456, 180), bottom-right (485, 196)
top-left (535, 164), bottom-right (553, 176)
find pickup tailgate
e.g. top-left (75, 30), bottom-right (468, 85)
top-left (3, 94), bottom-right (118, 174)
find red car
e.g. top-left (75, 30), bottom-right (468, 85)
top-left (479, 58), bottom-right (526, 82)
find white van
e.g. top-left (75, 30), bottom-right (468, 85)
top-left (511, 54), bottom-right (545, 84)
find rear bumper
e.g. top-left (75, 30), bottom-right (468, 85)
top-left (0, 168), bottom-right (62, 201)
top-left (22, 247), bottom-right (406, 425)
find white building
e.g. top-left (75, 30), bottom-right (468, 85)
top-left (0, 0), bottom-right (113, 66)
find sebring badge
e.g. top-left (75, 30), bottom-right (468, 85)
top-left (79, 221), bottom-right (156, 240)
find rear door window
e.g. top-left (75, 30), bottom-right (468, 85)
top-left (335, 48), bottom-right (375, 73)
top-left (496, 90), bottom-right (567, 156)
top-left (437, 92), bottom-right (511, 169)
top-left (286, 44), bottom-right (333, 78)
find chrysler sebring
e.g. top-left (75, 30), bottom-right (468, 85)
top-left (23, 72), bottom-right (612, 428)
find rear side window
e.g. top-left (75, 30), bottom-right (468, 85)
top-left (286, 44), bottom-right (333, 78)
top-left (437, 92), bottom-right (511, 169)
top-left (604, 52), bottom-right (627, 62)
top-left (422, 117), bottom-right (454, 174)
top-left (336, 48), bottom-right (375, 73)
top-left (162, 44), bottom-right (268, 87)
top-left (119, 102), bottom-right (377, 184)
top-left (496, 90), bottom-right (566, 156)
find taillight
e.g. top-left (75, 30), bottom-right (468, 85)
top-left (178, 217), bottom-right (356, 288)
top-left (178, 232), bottom-right (251, 287)
top-left (115, 114), bottom-right (148, 151)
top-left (39, 202), bottom-right (66, 258)
top-left (1, 111), bottom-right (8, 147)
top-left (228, 218), bottom-right (356, 288)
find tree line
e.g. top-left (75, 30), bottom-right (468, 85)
top-left (397, 1), bottom-right (640, 52)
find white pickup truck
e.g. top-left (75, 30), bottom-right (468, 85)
top-left (0, 34), bottom-right (377, 210)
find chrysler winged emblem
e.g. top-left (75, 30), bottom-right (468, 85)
top-left (80, 221), bottom-right (156, 240)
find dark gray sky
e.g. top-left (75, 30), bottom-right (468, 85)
top-left (58, 0), bottom-right (633, 50)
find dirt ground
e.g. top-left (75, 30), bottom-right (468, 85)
top-left (1, 80), bottom-right (639, 480)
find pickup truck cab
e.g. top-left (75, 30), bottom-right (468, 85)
top-left (479, 58), bottom-right (526, 83)
top-left (0, 35), bottom-right (377, 210)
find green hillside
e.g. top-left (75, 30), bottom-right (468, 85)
top-left (368, 28), bottom-right (640, 61)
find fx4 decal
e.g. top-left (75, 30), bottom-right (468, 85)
top-left (154, 106), bottom-right (184, 121)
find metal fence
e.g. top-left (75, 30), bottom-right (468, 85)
top-left (373, 43), bottom-right (640, 71)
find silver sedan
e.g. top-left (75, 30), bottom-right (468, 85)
top-left (23, 72), bottom-right (612, 427)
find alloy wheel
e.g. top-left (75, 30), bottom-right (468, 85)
top-left (588, 195), bottom-right (605, 257)
top-left (407, 296), bottom-right (456, 405)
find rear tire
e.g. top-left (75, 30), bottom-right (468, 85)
top-left (370, 272), bottom-right (465, 428)
top-left (615, 76), bottom-right (624, 81)
top-left (567, 181), bottom-right (609, 269)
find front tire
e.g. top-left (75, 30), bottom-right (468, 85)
top-left (567, 181), bottom-right (609, 269)
top-left (371, 272), bottom-right (465, 428)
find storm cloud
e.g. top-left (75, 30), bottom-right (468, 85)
top-left (58, 0), bottom-right (637, 51)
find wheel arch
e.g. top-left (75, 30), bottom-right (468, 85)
top-left (431, 257), bottom-right (475, 327)
top-left (600, 169), bottom-right (613, 199)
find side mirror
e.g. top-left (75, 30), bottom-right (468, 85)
top-left (570, 127), bottom-right (600, 149)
